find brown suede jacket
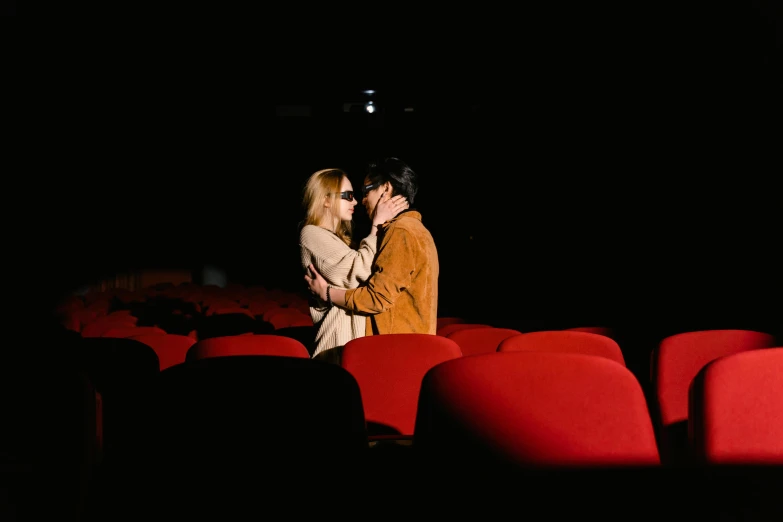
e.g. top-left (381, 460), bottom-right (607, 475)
top-left (344, 210), bottom-right (439, 335)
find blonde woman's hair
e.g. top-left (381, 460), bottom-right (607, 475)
top-left (302, 168), bottom-right (353, 246)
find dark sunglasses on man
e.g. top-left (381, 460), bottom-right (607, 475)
top-left (362, 182), bottom-right (381, 197)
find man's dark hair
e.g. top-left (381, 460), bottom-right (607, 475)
top-left (366, 157), bottom-right (418, 205)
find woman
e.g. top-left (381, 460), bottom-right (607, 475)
top-left (299, 168), bottom-right (408, 361)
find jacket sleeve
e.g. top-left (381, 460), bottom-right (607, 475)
top-left (344, 225), bottom-right (415, 314)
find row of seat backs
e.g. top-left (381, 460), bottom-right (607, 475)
top-left (73, 326), bottom-right (782, 469)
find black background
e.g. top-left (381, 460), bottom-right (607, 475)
top-left (28, 3), bottom-right (781, 333)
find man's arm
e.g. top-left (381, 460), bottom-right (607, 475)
top-left (305, 264), bottom-right (348, 307)
top-left (305, 225), bottom-right (416, 314)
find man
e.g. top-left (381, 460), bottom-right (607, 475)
top-left (305, 157), bottom-right (439, 336)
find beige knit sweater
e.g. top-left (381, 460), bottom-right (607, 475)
top-left (299, 225), bottom-right (377, 357)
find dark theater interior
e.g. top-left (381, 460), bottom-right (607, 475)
top-left (6, 3), bottom-right (782, 519)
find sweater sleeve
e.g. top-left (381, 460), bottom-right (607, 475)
top-left (299, 225), bottom-right (378, 289)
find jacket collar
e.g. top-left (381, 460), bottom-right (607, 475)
top-left (378, 209), bottom-right (420, 232)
